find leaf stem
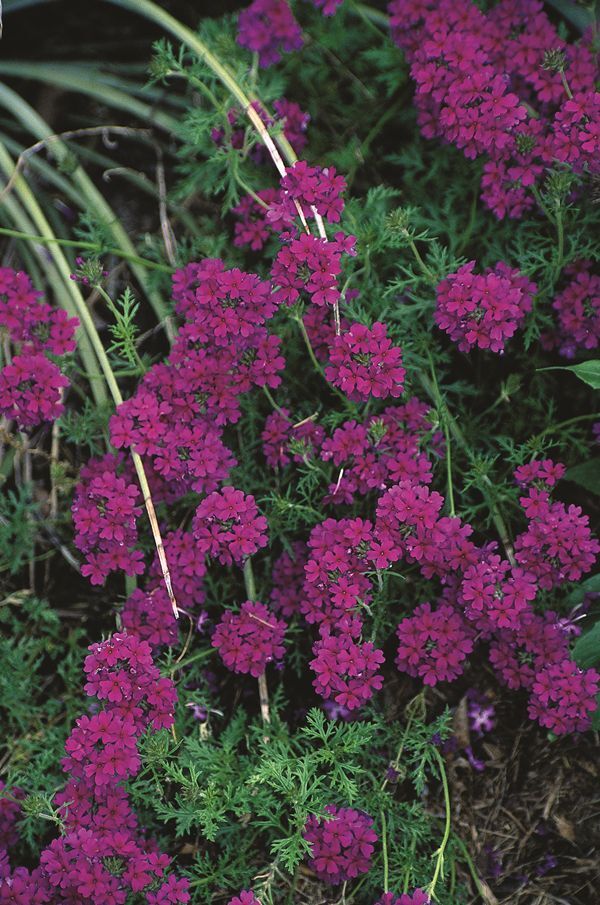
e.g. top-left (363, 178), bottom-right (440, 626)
top-left (380, 809), bottom-right (389, 893)
top-left (427, 747), bottom-right (452, 898)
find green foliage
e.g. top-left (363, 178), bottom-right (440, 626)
top-left (130, 701), bottom-right (458, 901)
top-left (0, 484), bottom-right (38, 575)
top-left (0, 595), bottom-right (85, 849)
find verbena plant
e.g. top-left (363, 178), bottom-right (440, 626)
top-left (0, 1), bottom-right (599, 903)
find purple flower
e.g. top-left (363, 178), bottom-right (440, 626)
top-left (193, 487), bottom-right (268, 566)
top-left (212, 601), bottom-right (287, 677)
top-left (325, 322), bottom-right (405, 401)
top-left (237, 0), bottom-right (303, 67)
top-left (373, 892), bottom-right (430, 905)
top-left (227, 892), bottom-right (261, 905)
top-left (0, 352), bottom-right (69, 429)
top-left (303, 805), bottom-right (378, 884)
top-left (528, 659), bottom-right (599, 734)
top-left (310, 633), bottom-right (384, 711)
top-left (435, 261), bottom-right (536, 353)
top-left (396, 602), bottom-right (475, 685)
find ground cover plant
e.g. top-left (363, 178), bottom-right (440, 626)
top-left (0, 0), bottom-right (599, 902)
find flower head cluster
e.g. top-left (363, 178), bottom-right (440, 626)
top-left (228, 892), bottom-right (261, 905)
top-left (0, 267), bottom-right (77, 428)
top-left (389, 0), bottom-right (599, 219)
top-left (544, 263), bottom-right (600, 358)
top-left (279, 161), bottom-right (347, 223)
top-left (111, 258), bottom-right (287, 495)
top-left (435, 261), bottom-right (536, 353)
top-left (121, 587), bottom-right (178, 649)
top-left (395, 602), bottom-right (475, 685)
top-left (528, 660), bottom-right (599, 734)
top-left (514, 458), bottom-right (566, 488)
top-left (375, 480), bottom-right (477, 580)
top-left (460, 555), bottom-right (537, 632)
top-left (0, 353), bottom-right (69, 429)
top-left (325, 322), bottom-right (405, 400)
top-left (488, 610), bottom-right (569, 691)
top-left (3, 628), bottom-right (191, 905)
top-left (514, 480), bottom-right (600, 589)
top-left (237, 0), bottom-right (303, 67)
top-left (212, 601), bottom-right (286, 677)
top-left (311, 633), bottom-right (384, 710)
top-left (72, 454), bottom-right (144, 585)
top-left (262, 407), bottom-right (325, 468)
top-left (374, 892), bottom-right (430, 905)
top-left (175, 258), bottom-right (277, 347)
top-left (233, 188), bottom-right (279, 251)
top-left (320, 399), bottom-right (440, 504)
top-left (193, 487), bottom-right (268, 566)
top-left (271, 231), bottom-right (354, 309)
top-left (148, 528), bottom-right (207, 610)
top-left (303, 517), bottom-right (378, 629)
top-left (303, 806), bottom-right (378, 884)
top-left (312, 0), bottom-right (343, 14)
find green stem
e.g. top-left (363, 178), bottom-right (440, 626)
top-left (297, 316), bottom-right (326, 378)
top-left (554, 203), bottom-right (564, 280)
top-left (427, 747), bottom-right (452, 898)
top-left (243, 557), bottom-right (270, 727)
top-left (532, 412), bottom-right (600, 444)
top-left (380, 810), bottom-right (389, 893)
top-left (351, 1), bottom-right (390, 27)
top-left (263, 386), bottom-right (286, 415)
top-left (427, 354), bottom-right (456, 517)
top-left (95, 283), bottom-right (147, 374)
top-left (0, 227), bottom-right (172, 272)
top-left (406, 234), bottom-right (435, 281)
top-left (243, 557), bottom-right (257, 601)
top-left (481, 475), bottom-right (516, 566)
top-left (560, 69), bottom-right (574, 100)
top-left (454, 836), bottom-right (485, 899)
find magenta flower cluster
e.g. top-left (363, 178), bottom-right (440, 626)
top-left (193, 486), bottom-right (268, 566)
top-left (212, 601), bottom-right (286, 677)
top-left (0, 267), bottom-right (77, 428)
top-left (319, 400), bottom-right (441, 505)
top-left (227, 892), bottom-right (261, 905)
top-left (374, 893), bottom-right (430, 905)
top-left (396, 602), bottom-right (475, 686)
top-left (303, 805), bottom-right (378, 884)
top-left (109, 260), bottom-right (287, 502)
top-left (72, 454), bottom-right (145, 585)
top-left (0, 631), bottom-right (189, 905)
top-left (237, 0), bottom-right (303, 67)
top-left (435, 261), bottom-right (536, 353)
top-left (542, 262), bottom-right (600, 358)
top-left (279, 161), bottom-right (347, 224)
top-left (325, 322), bottom-right (405, 400)
top-left (384, 463), bottom-right (599, 734)
top-left (389, 0), bottom-right (599, 219)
